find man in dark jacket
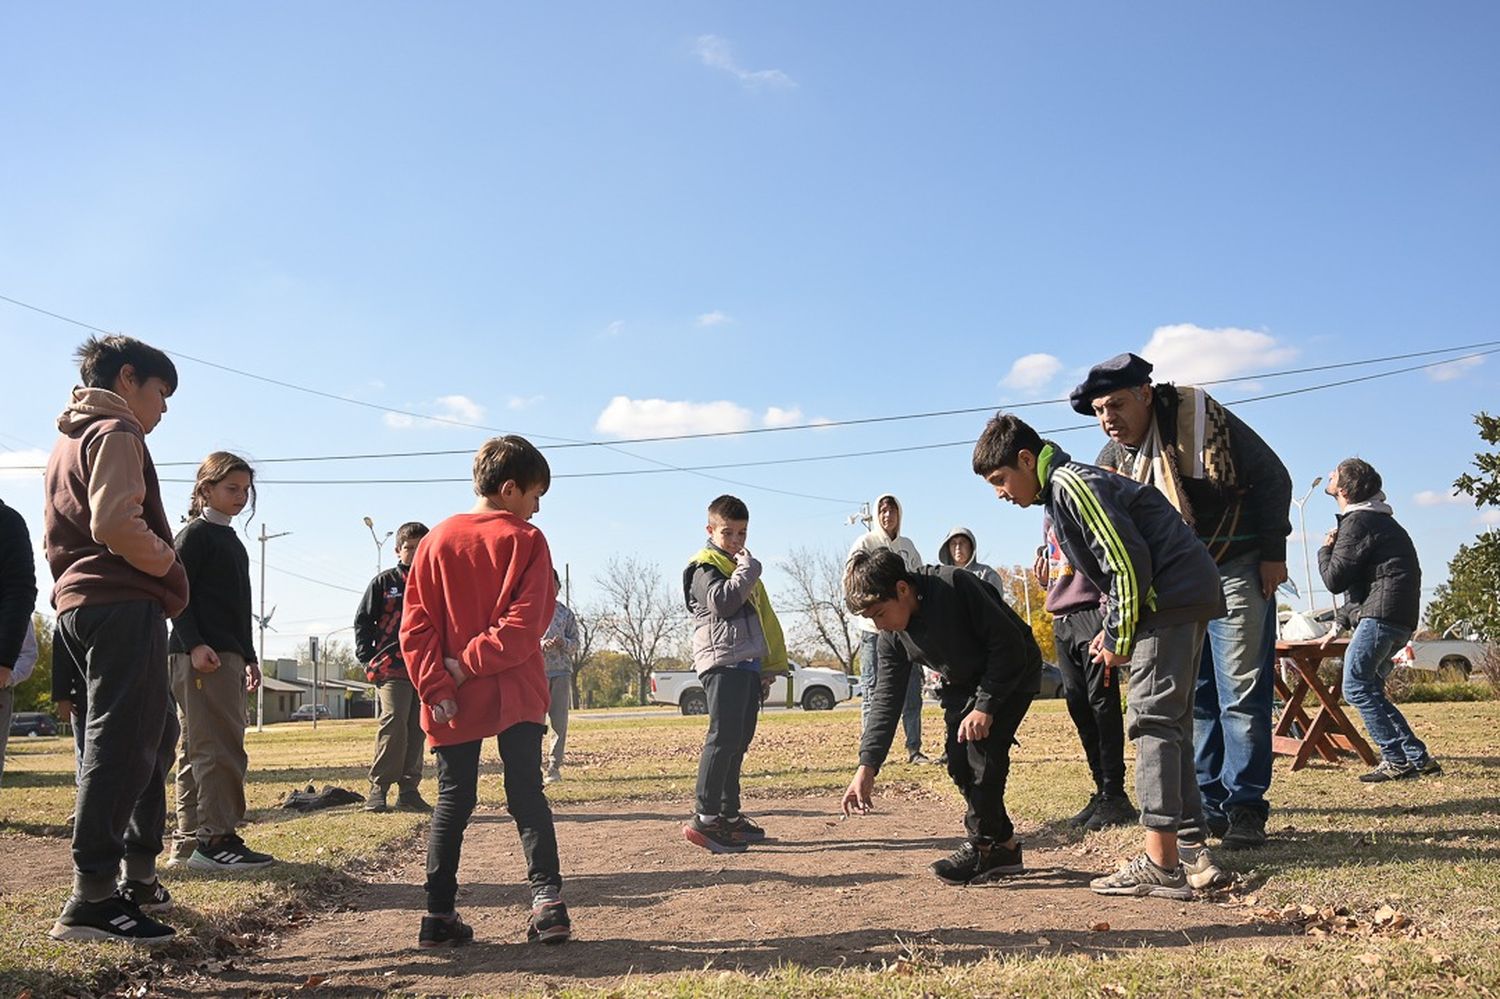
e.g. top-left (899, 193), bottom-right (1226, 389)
top-left (841, 550), bottom-right (1041, 885)
top-left (1072, 352), bottom-right (1291, 850)
top-left (1, 497), bottom-right (39, 787)
top-left (1317, 458), bottom-right (1439, 782)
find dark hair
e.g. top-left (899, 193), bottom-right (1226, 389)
top-left (395, 522), bottom-right (429, 548)
top-left (843, 548), bottom-right (912, 613)
top-left (708, 494), bottom-right (749, 521)
top-left (76, 335), bottom-right (178, 393)
top-left (187, 451), bottom-right (255, 522)
top-left (472, 435), bottom-right (550, 497)
top-left (971, 412), bottom-right (1044, 477)
top-left (1337, 458), bottom-right (1383, 504)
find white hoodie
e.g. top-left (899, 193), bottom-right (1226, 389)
top-left (846, 493), bottom-right (923, 633)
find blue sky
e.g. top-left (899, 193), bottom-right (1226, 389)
top-left (3, 3), bottom-right (1497, 660)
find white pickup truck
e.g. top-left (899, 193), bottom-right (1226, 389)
top-left (648, 662), bottom-right (854, 715)
top-left (1391, 639), bottom-right (1489, 679)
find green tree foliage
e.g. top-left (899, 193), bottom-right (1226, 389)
top-left (577, 649), bottom-right (637, 708)
top-left (1425, 532), bottom-right (1500, 642)
top-left (994, 565), bottom-right (1056, 658)
top-left (1452, 411), bottom-right (1500, 507)
top-left (11, 614), bottom-right (55, 713)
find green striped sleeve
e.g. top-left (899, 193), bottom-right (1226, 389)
top-left (1053, 468), bottom-right (1139, 655)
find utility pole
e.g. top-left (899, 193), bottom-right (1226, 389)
top-left (256, 525), bottom-right (292, 732)
top-left (363, 516), bottom-right (393, 575)
top-left (1293, 476), bottom-right (1324, 611)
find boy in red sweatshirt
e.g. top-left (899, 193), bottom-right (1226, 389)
top-left (400, 435), bottom-right (566, 948)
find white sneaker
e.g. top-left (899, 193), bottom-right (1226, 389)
top-left (1180, 845), bottom-right (1230, 890)
top-left (543, 767), bottom-right (562, 785)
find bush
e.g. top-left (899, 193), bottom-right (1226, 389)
top-left (1396, 681), bottom-right (1496, 703)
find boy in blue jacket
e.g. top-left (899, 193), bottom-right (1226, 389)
top-left (972, 412), bottom-right (1229, 899)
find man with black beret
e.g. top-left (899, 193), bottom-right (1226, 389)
top-left (1071, 352), bottom-right (1292, 851)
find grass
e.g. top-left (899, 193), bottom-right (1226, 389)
top-left (2, 699), bottom-right (1498, 997)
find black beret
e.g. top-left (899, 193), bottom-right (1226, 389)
top-left (1069, 352), bottom-right (1154, 415)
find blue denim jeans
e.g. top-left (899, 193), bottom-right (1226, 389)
top-left (858, 631), bottom-right (924, 756)
top-left (1343, 617), bottom-right (1429, 765)
top-left (1194, 553), bottom-right (1276, 823)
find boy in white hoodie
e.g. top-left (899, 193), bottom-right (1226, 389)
top-left (847, 494), bottom-right (929, 763)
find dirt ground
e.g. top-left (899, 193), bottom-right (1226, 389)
top-left (139, 792), bottom-right (1286, 998)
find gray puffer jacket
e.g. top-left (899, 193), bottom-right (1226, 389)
top-left (682, 548), bottom-right (769, 676)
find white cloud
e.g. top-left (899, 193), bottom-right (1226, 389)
top-left (697, 310), bottom-right (732, 327)
top-left (1139, 324), bottom-right (1298, 385)
top-left (0, 448), bottom-right (49, 481)
top-left (1000, 353), bottom-right (1063, 393)
top-left (1426, 355), bottom-right (1484, 382)
top-left (595, 396), bottom-right (754, 437)
top-left (1414, 489), bottom-right (1468, 507)
top-left (694, 35), bottom-right (795, 89)
top-left (763, 406), bottom-right (803, 428)
top-left (507, 395), bottom-right (545, 411)
top-left (384, 394), bottom-right (486, 430)
top-left (603, 320), bottom-right (625, 338)
top-left (1480, 509), bottom-right (1500, 526)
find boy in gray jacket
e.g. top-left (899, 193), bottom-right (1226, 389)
top-left (681, 495), bottom-right (788, 854)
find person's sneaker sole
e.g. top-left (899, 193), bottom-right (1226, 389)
top-left (933, 862), bottom-right (1026, 886)
top-left (530, 923), bottom-right (571, 945)
top-left (682, 825), bottom-right (748, 854)
top-left (186, 852), bottom-right (275, 872)
top-left (49, 921), bottom-right (176, 945)
top-left (1089, 881), bottom-right (1194, 900)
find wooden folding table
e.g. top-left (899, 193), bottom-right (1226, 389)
top-left (1271, 638), bottom-right (1379, 772)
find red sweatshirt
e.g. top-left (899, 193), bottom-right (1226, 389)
top-left (399, 510), bottom-right (556, 748)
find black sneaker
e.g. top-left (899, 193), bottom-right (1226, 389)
top-left (1205, 812), bottom-right (1230, 839)
top-left (396, 789), bottom-right (433, 813)
top-left (364, 783), bottom-right (390, 813)
top-left (418, 912), bottom-right (474, 948)
top-left (1084, 793), bottom-right (1139, 831)
top-left (1359, 760), bottom-right (1418, 783)
top-left (682, 815), bottom-right (748, 854)
top-left (528, 900), bottom-right (571, 945)
top-left (1415, 757), bottom-right (1444, 778)
top-left (1068, 792), bottom-right (1102, 829)
top-left (722, 814), bottom-right (766, 843)
top-left (188, 834), bottom-right (276, 871)
top-left (930, 840), bottom-right (1025, 885)
top-left (1221, 808), bottom-right (1268, 850)
top-left (50, 894), bottom-right (175, 945)
top-left (116, 878), bottom-right (173, 914)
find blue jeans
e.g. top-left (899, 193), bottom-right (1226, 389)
top-left (1343, 618), bottom-right (1429, 764)
top-left (1194, 553), bottom-right (1276, 823)
top-left (859, 632), bottom-right (924, 756)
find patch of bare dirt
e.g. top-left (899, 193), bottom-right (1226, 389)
top-left (152, 794), bottom-right (1285, 997)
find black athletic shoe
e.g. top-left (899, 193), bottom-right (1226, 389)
top-left (1205, 812), bottom-right (1230, 839)
top-left (930, 840), bottom-right (1025, 885)
top-left (116, 878), bottom-right (173, 914)
top-left (50, 895), bottom-right (175, 945)
top-left (418, 912), bottom-right (474, 948)
top-left (528, 900), bottom-right (571, 945)
top-left (1084, 793), bottom-right (1139, 831)
top-left (188, 834), bottom-right (275, 871)
top-left (722, 814), bottom-right (766, 843)
top-left (1221, 807), bottom-right (1268, 850)
top-left (1068, 792), bottom-right (1102, 829)
top-left (1415, 756), bottom-right (1444, 778)
top-left (396, 789), bottom-right (433, 813)
top-left (1359, 759), bottom-right (1419, 783)
top-left (682, 815), bottom-right (748, 854)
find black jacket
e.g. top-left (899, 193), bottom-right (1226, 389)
top-left (1318, 507), bottom-right (1421, 631)
top-left (1097, 384), bottom-right (1292, 566)
top-left (1040, 444), bottom-right (1225, 658)
top-left (0, 498), bottom-right (38, 670)
top-left (169, 518), bottom-right (257, 662)
top-left (355, 564), bottom-right (410, 682)
top-left (859, 566), bottom-right (1041, 771)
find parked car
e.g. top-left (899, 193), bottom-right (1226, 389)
top-left (649, 662), bottom-right (854, 715)
top-left (9, 712), bottom-right (59, 737)
top-left (289, 704), bottom-right (331, 722)
top-left (1391, 639), bottom-right (1488, 679)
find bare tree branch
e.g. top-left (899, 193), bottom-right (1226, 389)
top-left (594, 555), bottom-right (683, 705)
top-left (776, 545), bottom-right (858, 672)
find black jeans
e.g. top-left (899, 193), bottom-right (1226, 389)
top-left (942, 688), bottom-right (1033, 844)
top-left (426, 721), bottom-right (560, 914)
top-left (58, 600), bottom-right (177, 900)
top-left (1054, 606), bottom-right (1127, 798)
top-left (694, 668), bottom-right (760, 817)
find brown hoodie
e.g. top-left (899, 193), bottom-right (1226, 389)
top-left (44, 387), bottom-right (189, 617)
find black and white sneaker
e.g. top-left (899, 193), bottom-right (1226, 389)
top-left (1359, 760), bottom-right (1418, 783)
top-left (187, 834), bottom-right (275, 871)
top-left (418, 912), bottom-right (474, 948)
top-left (682, 815), bottom-right (748, 854)
top-left (722, 813), bottom-right (766, 843)
top-left (931, 840), bottom-right (1025, 885)
top-left (116, 878), bottom-right (173, 914)
top-left (49, 895), bottom-right (175, 944)
top-left (528, 900), bottom-right (572, 945)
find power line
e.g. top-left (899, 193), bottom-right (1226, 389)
top-left (263, 561), bottom-right (364, 595)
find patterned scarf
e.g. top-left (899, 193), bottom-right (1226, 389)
top-left (1127, 386), bottom-right (1239, 556)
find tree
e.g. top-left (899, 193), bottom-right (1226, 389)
top-left (564, 603), bottom-right (603, 710)
top-left (595, 556), bottom-right (682, 705)
top-left (1452, 411), bottom-right (1500, 507)
top-left (11, 613), bottom-right (55, 714)
top-left (576, 649), bottom-right (637, 708)
top-left (994, 565), bottom-right (1055, 660)
top-left (776, 545), bottom-right (859, 673)
top-left (1425, 532), bottom-right (1500, 642)
top-left (296, 638), bottom-right (359, 683)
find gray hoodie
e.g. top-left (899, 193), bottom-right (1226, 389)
top-left (846, 493), bottom-right (923, 634)
top-left (936, 526), bottom-right (1006, 597)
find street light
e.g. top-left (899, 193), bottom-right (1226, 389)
top-left (363, 516), bottom-right (393, 575)
top-left (1292, 476), bottom-right (1324, 610)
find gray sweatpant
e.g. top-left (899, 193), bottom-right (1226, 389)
top-left (546, 674), bottom-right (571, 772)
top-left (1126, 620), bottom-right (1209, 844)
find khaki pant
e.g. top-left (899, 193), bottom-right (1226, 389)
top-left (370, 676), bottom-right (424, 792)
top-left (546, 673), bottom-right (571, 772)
top-left (170, 651), bottom-right (249, 857)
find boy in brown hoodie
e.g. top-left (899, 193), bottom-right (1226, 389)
top-left (45, 335), bottom-right (189, 945)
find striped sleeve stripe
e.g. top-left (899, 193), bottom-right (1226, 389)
top-left (1053, 468), bottom-right (1139, 655)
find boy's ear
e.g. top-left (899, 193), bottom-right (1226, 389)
top-left (1018, 450), bottom-right (1037, 473)
top-left (112, 363), bottom-right (138, 395)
